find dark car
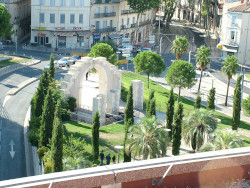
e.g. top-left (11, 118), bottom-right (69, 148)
top-left (68, 55), bottom-right (81, 64)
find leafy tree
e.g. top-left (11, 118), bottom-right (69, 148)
top-left (51, 100), bottom-right (63, 172)
top-left (166, 88), bottom-right (174, 139)
top-left (172, 102), bottom-right (184, 156)
top-left (49, 54), bottom-right (55, 81)
top-left (165, 60), bottom-right (196, 102)
top-left (207, 88), bottom-right (216, 110)
top-left (195, 45), bottom-right (211, 93)
top-left (171, 36), bottom-right (189, 60)
top-left (39, 88), bottom-right (55, 147)
top-left (0, 4), bottom-right (13, 37)
top-left (127, 116), bottom-right (169, 160)
top-left (124, 85), bottom-right (134, 124)
top-left (124, 118), bottom-right (133, 162)
top-left (146, 90), bottom-right (156, 118)
top-left (221, 55), bottom-right (239, 106)
top-left (199, 129), bottom-right (243, 152)
top-left (182, 109), bottom-right (217, 152)
top-left (232, 76), bottom-right (242, 130)
top-left (134, 51), bottom-right (166, 89)
top-left (88, 43), bottom-right (116, 65)
top-left (162, 0), bottom-right (177, 29)
top-left (99, 39), bottom-right (117, 52)
top-left (92, 111), bottom-right (100, 162)
top-left (194, 93), bottom-right (201, 109)
top-left (243, 95), bottom-right (250, 116)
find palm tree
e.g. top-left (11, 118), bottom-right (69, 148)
top-left (195, 45), bottom-right (211, 93)
top-left (221, 55), bottom-right (239, 106)
top-left (182, 109), bottom-right (217, 152)
top-left (171, 35), bottom-right (189, 60)
top-left (126, 116), bottom-right (169, 160)
top-left (199, 129), bottom-right (243, 152)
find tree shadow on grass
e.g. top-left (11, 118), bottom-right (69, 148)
top-left (65, 121), bottom-right (92, 130)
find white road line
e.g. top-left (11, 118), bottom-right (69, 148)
top-left (3, 95), bottom-right (11, 107)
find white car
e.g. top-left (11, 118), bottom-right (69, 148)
top-left (44, 62), bottom-right (59, 69)
top-left (58, 57), bottom-right (70, 67)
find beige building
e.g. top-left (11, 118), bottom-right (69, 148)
top-left (1, 0), bottom-right (31, 43)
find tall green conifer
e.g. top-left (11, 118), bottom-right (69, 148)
top-left (195, 93), bottom-right (201, 109)
top-left (124, 85), bottom-right (134, 124)
top-left (207, 88), bottom-right (216, 110)
top-left (92, 111), bottom-right (100, 162)
top-left (166, 88), bottom-right (174, 139)
top-left (124, 118), bottom-right (133, 162)
top-left (232, 76), bottom-right (242, 130)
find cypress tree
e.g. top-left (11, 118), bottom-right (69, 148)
top-left (172, 102), bottom-right (184, 156)
top-left (51, 100), bottom-right (63, 172)
top-left (194, 93), bottom-right (201, 109)
top-left (207, 88), bottom-right (216, 110)
top-left (92, 111), bottom-right (100, 162)
top-left (146, 90), bottom-right (155, 118)
top-left (49, 53), bottom-right (55, 81)
top-left (39, 88), bottom-right (55, 147)
top-left (124, 85), bottom-right (134, 124)
top-left (232, 76), bottom-right (242, 130)
top-left (124, 118), bottom-right (133, 162)
top-left (166, 88), bottom-right (174, 139)
top-left (191, 132), bottom-right (197, 152)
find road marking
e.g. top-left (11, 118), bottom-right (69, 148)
top-left (3, 95), bottom-right (11, 107)
top-left (9, 139), bottom-right (15, 159)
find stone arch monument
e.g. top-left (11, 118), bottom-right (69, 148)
top-left (60, 57), bottom-right (122, 126)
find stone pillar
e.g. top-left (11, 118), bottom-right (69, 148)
top-left (132, 80), bottom-right (144, 110)
top-left (92, 94), bottom-right (106, 126)
top-left (107, 89), bottom-right (119, 115)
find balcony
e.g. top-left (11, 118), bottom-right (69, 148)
top-left (94, 12), bottom-right (116, 18)
top-left (95, 27), bottom-right (116, 33)
top-left (139, 20), bottom-right (151, 26)
top-left (121, 9), bottom-right (136, 15)
top-left (94, 0), bottom-right (120, 4)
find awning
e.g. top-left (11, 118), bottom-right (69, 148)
top-left (53, 31), bottom-right (76, 37)
top-left (77, 30), bottom-right (92, 36)
top-left (222, 45), bottom-right (238, 53)
top-left (108, 34), bottom-right (121, 40)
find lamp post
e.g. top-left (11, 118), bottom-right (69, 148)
top-left (188, 51), bottom-right (191, 63)
top-left (114, 145), bottom-right (124, 163)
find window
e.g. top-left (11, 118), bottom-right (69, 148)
top-left (127, 18), bottom-right (130, 25)
top-left (60, 0), bottom-right (65, 6)
top-left (103, 20), bottom-right (107, 31)
top-left (60, 14), bottom-right (65, 23)
top-left (104, 7), bottom-right (107, 13)
top-left (96, 7), bottom-right (100, 14)
top-left (110, 20), bottom-right (113, 28)
top-left (95, 21), bottom-right (100, 30)
top-left (70, 14), bottom-right (75, 24)
top-left (40, 0), bottom-right (44, 5)
top-left (232, 15), bottom-right (236, 24)
top-left (79, 14), bottom-right (83, 23)
top-left (79, 0), bottom-right (84, 6)
top-left (133, 17), bottom-right (135, 24)
top-left (50, 14), bottom-right (55, 23)
top-left (40, 13), bottom-right (44, 23)
top-left (110, 6), bottom-right (114, 13)
top-left (46, 37), bottom-right (49, 43)
top-left (34, 36), bottom-right (38, 43)
top-left (231, 31), bottom-right (235, 40)
top-left (50, 0), bottom-right (55, 6)
top-left (71, 0), bottom-right (75, 6)
top-left (122, 18), bottom-right (124, 26)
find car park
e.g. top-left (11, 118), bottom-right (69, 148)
top-left (68, 55), bottom-right (81, 64)
top-left (58, 57), bottom-right (70, 67)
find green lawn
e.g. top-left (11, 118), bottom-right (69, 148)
top-left (64, 121), bottom-right (125, 163)
top-left (246, 74), bottom-right (250, 81)
top-left (64, 71), bottom-right (250, 164)
top-left (0, 56), bottom-right (30, 69)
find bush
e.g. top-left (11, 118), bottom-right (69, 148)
top-left (242, 95), bottom-right (250, 116)
top-left (28, 129), bottom-right (40, 147)
top-left (67, 97), bottom-right (77, 112)
top-left (120, 84), bottom-right (128, 102)
top-left (37, 147), bottom-right (48, 164)
top-left (61, 108), bottom-right (71, 121)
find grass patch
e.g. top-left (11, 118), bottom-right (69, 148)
top-left (64, 121), bottom-right (125, 164)
top-left (246, 74), bottom-right (250, 81)
top-left (0, 56), bottom-right (30, 68)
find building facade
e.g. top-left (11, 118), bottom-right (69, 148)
top-left (219, 0), bottom-right (250, 65)
top-left (1, 0), bottom-right (31, 43)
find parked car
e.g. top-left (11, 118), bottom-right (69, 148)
top-left (44, 62), bottom-right (59, 69)
top-left (68, 55), bottom-right (81, 64)
top-left (58, 57), bottom-right (70, 67)
top-left (137, 48), bottom-right (152, 53)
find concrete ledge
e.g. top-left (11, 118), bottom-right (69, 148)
top-left (0, 147), bottom-right (250, 188)
top-left (7, 77), bottom-right (39, 95)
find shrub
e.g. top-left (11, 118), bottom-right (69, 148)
top-left (67, 97), bottom-right (77, 112)
top-left (243, 95), bottom-right (250, 116)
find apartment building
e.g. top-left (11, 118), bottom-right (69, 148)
top-left (30, 0), bottom-right (91, 49)
top-left (219, 0), bottom-right (250, 65)
top-left (1, 0), bottom-right (31, 42)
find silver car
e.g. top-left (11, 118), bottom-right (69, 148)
top-left (58, 57), bottom-right (70, 67)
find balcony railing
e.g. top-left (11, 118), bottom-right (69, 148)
top-left (121, 10), bottom-right (136, 15)
top-left (94, 12), bottom-right (116, 18)
top-left (95, 27), bottom-right (116, 33)
top-left (120, 22), bottom-right (146, 30)
top-left (94, 0), bottom-right (120, 4)
top-left (139, 20), bottom-right (151, 26)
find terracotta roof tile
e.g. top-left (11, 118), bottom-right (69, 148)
top-left (229, 2), bottom-right (250, 12)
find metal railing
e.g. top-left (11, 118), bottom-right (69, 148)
top-left (94, 0), bottom-right (120, 4)
top-left (94, 12), bottom-right (116, 18)
top-left (121, 9), bottom-right (136, 15)
top-left (95, 27), bottom-right (116, 33)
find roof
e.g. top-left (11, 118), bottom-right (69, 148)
top-left (228, 2), bottom-right (250, 12)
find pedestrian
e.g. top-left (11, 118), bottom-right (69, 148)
top-left (100, 150), bottom-right (104, 166)
top-left (86, 72), bottom-right (89, 80)
top-left (112, 155), bottom-right (116, 164)
top-left (106, 153), bottom-right (111, 165)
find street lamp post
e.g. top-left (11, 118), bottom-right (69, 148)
top-left (188, 51), bottom-right (191, 63)
top-left (114, 145), bottom-right (124, 163)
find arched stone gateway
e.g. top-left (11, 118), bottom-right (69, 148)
top-left (60, 57), bottom-right (122, 126)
